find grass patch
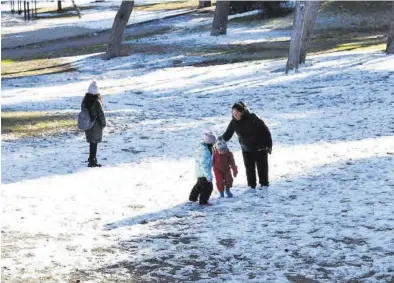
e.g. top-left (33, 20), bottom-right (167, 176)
top-left (36, 44), bottom-right (105, 60)
top-left (189, 27), bottom-right (387, 67)
top-left (327, 42), bottom-right (386, 53)
top-left (36, 5), bottom-right (98, 14)
top-left (124, 26), bottom-right (177, 41)
top-left (311, 29), bottom-right (387, 53)
top-left (230, 12), bottom-right (265, 23)
top-left (9, 43), bottom-right (106, 63)
top-left (30, 4), bottom-right (99, 20)
top-left (1, 58), bottom-right (75, 78)
top-left (35, 13), bottom-right (80, 20)
top-left (135, 0), bottom-right (198, 12)
top-left (1, 59), bottom-right (14, 65)
top-left (1, 111), bottom-right (77, 138)
top-left (322, 1), bottom-right (393, 14)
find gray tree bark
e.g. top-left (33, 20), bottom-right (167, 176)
top-left (286, 1), bottom-right (306, 73)
top-left (211, 1), bottom-right (230, 36)
top-left (299, 1), bottom-right (320, 64)
top-left (386, 2), bottom-right (394, 54)
top-left (106, 1), bottom-right (134, 59)
top-left (198, 1), bottom-right (211, 9)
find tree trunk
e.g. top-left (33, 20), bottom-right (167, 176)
top-left (198, 1), bottom-right (211, 9)
top-left (299, 1), bottom-right (320, 64)
top-left (57, 0), bottom-right (62, 12)
top-left (386, 2), bottom-right (394, 54)
top-left (211, 1), bottom-right (230, 36)
top-left (286, 1), bottom-right (306, 74)
top-left (106, 1), bottom-right (134, 59)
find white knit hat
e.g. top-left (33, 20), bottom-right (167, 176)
top-left (202, 130), bottom-right (216, 144)
top-left (87, 81), bottom-right (99, 95)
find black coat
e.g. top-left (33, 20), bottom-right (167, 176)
top-left (82, 100), bottom-right (106, 143)
top-left (222, 111), bottom-right (272, 152)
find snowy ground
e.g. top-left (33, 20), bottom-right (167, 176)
top-left (2, 12), bottom-right (394, 283)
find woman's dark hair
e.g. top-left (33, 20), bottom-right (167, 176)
top-left (207, 144), bottom-right (213, 155)
top-left (232, 101), bottom-right (248, 113)
top-left (82, 93), bottom-right (103, 109)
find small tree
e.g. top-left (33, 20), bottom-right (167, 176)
top-left (71, 0), bottom-right (81, 18)
top-left (211, 1), bottom-right (231, 36)
top-left (286, 1), bottom-right (306, 73)
top-left (198, 1), bottom-right (211, 9)
top-left (386, 2), bottom-right (394, 54)
top-left (299, 1), bottom-right (320, 64)
top-left (106, 1), bottom-right (134, 59)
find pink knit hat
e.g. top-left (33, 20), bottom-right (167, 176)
top-left (202, 130), bottom-right (216, 144)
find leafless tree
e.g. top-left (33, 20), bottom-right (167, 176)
top-left (211, 1), bottom-right (230, 36)
top-left (299, 1), bottom-right (320, 64)
top-left (286, 1), bottom-right (306, 73)
top-left (198, 1), bottom-right (211, 9)
top-left (106, 1), bottom-right (134, 59)
top-left (71, 0), bottom-right (81, 18)
top-left (386, 2), bottom-right (394, 54)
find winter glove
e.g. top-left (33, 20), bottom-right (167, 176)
top-left (233, 166), bottom-right (238, 177)
top-left (266, 147), bottom-right (272, 154)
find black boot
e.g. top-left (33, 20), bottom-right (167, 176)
top-left (88, 158), bottom-right (102, 168)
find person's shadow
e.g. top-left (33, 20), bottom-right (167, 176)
top-left (103, 201), bottom-right (206, 230)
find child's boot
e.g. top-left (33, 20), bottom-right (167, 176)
top-left (219, 191), bottom-right (225, 198)
top-left (225, 187), bottom-right (233, 198)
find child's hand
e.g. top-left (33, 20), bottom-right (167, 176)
top-left (233, 167), bottom-right (238, 177)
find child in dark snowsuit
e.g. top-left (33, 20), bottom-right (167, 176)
top-left (189, 131), bottom-right (216, 206)
top-left (213, 138), bottom-right (238, 198)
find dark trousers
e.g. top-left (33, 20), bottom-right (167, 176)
top-left (189, 177), bottom-right (213, 205)
top-left (242, 150), bottom-right (269, 188)
top-left (89, 143), bottom-right (98, 160)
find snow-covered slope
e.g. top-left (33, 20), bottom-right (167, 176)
top-left (1, 24), bottom-right (394, 283)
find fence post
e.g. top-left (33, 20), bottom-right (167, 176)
top-left (27, 1), bottom-right (30, 20)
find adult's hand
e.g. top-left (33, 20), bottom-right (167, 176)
top-left (266, 147), bottom-right (272, 154)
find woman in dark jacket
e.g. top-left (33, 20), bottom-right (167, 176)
top-left (221, 101), bottom-right (272, 190)
top-left (81, 81), bottom-right (106, 167)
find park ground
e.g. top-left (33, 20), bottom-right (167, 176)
top-left (1, 1), bottom-right (394, 282)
